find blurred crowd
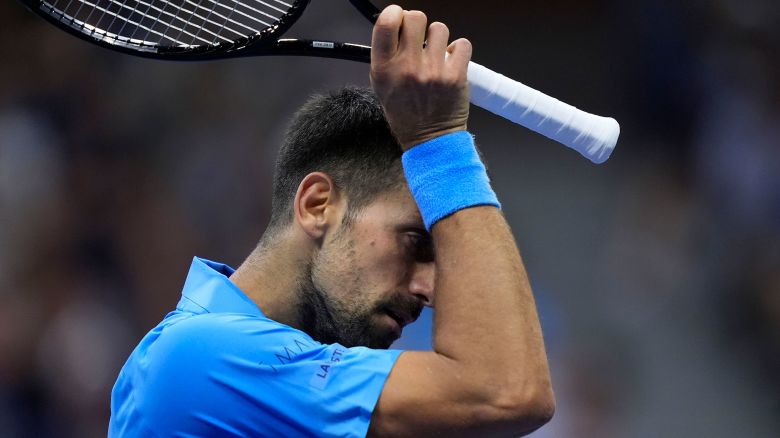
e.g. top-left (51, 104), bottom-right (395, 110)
top-left (1, 0), bottom-right (778, 437)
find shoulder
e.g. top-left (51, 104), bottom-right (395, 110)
top-left (148, 312), bottom-right (315, 364)
top-left (158, 312), bottom-right (276, 340)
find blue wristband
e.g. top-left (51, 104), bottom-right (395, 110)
top-left (402, 131), bottom-right (501, 231)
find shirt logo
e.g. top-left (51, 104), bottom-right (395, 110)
top-left (309, 347), bottom-right (344, 390)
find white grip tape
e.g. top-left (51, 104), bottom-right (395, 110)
top-left (467, 61), bottom-right (620, 164)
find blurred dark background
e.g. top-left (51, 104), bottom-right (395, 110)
top-left (1, 0), bottom-right (778, 436)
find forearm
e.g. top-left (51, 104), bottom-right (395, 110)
top-left (432, 206), bottom-right (553, 417)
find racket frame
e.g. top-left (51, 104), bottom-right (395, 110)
top-left (19, 0), bottom-right (382, 62)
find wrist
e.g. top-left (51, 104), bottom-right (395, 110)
top-left (402, 131), bottom-right (501, 230)
top-left (399, 125), bottom-right (469, 151)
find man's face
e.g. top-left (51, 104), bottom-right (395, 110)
top-left (298, 186), bottom-right (434, 349)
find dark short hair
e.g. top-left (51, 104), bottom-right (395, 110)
top-left (265, 86), bottom-right (404, 235)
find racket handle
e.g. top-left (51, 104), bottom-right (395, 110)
top-left (467, 61), bottom-right (620, 164)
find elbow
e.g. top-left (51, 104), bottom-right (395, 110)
top-left (491, 382), bottom-right (556, 434)
top-left (518, 387), bottom-right (556, 432)
top-left (527, 387), bottom-right (556, 431)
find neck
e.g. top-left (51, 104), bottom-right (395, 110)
top-left (229, 229), bottom-right (311, 330)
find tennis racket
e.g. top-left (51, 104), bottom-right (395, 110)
top-left (18, 0), bottom-right (620, 163)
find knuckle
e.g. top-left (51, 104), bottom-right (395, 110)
top-left (448, 74), bottom-right (466, 88)
top-left (375, 12), bottom-right (400, 29)
top-left (406, 10), bottom-right (427, 23)
top-left (400, 68), bottom-right (420, 84)
top-left (370, 62), bottom-right (392, 79)
top-left (429, 21), bottom-right (449, 34)
top-left (373, 20), bottom-right (395, 33)
top-left (454, 38), bottom-right (472, 51)
top-left (418, 72), bottom-right (434, 85)
top-left (435, 71), bottom-right (456, 88)
top-left (377, 5), bottom-right (401, 21)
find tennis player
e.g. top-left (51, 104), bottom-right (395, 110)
top-left (109, 5), bottom-right (554, 437)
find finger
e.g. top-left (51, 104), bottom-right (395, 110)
top-left (424, 21), bottom-right (449, 65)
top-left (445, 38), bottom-right (473, 74)
top-left (398, 10), bottom-right (428, 55)
top-left (371, 4), bottom-right (403, 63)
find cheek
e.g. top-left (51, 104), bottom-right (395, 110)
top-left (357, 236), bottom-right (410, 287)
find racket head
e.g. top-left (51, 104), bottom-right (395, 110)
top-left (18, 0), bottom-right (309, 60)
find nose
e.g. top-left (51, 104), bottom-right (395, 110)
top-left (408, 261), bottom-right (435, 307)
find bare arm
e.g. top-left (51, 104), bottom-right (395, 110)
top-left (368, 6), bottom-right (554, 437)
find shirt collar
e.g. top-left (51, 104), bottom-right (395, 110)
top-left (177, 257), bottom-right (265, 317)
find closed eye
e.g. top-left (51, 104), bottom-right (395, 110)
top-left (404, 230), bottom-right (434, 263)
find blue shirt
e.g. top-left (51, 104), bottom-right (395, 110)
top-left (109, 258), bottom-right (402, 437)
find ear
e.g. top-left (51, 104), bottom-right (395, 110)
top-left (293, 172), bottom-right (343, 240)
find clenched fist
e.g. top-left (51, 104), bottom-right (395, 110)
top-left (370, 5), bottom-right (472, 151)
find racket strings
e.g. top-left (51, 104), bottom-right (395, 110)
top-left (41, 0), bottom-right (294, 49)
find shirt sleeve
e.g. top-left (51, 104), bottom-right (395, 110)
top-left (135, 313), bottom-right (402, 438)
